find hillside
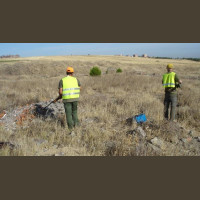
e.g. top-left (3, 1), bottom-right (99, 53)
top-left (0, 56), bottom-right (199, 156)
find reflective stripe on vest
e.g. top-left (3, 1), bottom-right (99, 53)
top-left (162, 72), bottom-right (176, 88)
top-left (63, 92), bottom-right (80, 97)
top-left (63, 88), bottom-right (80, 91)
top-left (62, 76), bottom-right (80, 100)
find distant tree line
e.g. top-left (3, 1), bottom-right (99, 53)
top-left (152, 56), bottom-right (200, 62)
top-left (152, 56), bottom-right (174, 59)
top-left (0, 54), bottom-right (20, 58)
top-left (183, 58), bottom-right (200, 62)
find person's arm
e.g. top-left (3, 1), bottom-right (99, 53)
top-left (53, 89), bottom-right (62, 103)
top-left (175, 74), bottom-right (182, 88)
top-left (54, 80), bottom-right (63, 103)
top-left (77, 79), bottom-right (82, 90)
top-left (58, 88), bottom-right (63, 99)
top-left (175, 74), bottom-right (182, 84)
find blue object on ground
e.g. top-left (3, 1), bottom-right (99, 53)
top-left (134, 113), bottom-right (147, 123)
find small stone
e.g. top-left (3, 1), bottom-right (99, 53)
top-left (181, 137), bottom-right (192, 143)
top-left (105, 141), bottom-right (116, 149)
top-left (151, 137), bottom-right (167, 150)
top-left (180, 138), bottom-right (187, 143)
top-left (187, 137), bottom-right (193, 142)
top-left (55, 152), bottom-right (65, 156)
top-left (148, 143), bottom-right (161, 153)
top-left (188, 130), bottom-right (196, 137)
top-left (34, 139), bottom-right (48, 145)
top-left (105, 141), bottom-right (117, 156)
top-left (170, 135), bottom-right (179, 144)
top-left (69, 131), bottom-right (75, 136)
top-left (135, 126), bottom-right (146, 138)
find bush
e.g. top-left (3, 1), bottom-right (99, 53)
top-left (90, 66), bottom-right (101, 76)
top-left (116, 68), bottom-right (122, 73)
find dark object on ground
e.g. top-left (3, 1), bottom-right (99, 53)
top-left (34, 98), bottom-right (59, 118)
top-left (126, 130), bottom-right (135, 135)
top-left (34, 104), bottom-right (55, 118)
top-left (43, 101), bottom-right (54, 109)
top-left (126, 117), bottom-right (134, 126)
top-left (0, 142), bottom-right (15, 150)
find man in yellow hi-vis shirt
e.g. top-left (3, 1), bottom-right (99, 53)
top-left (162, 64), bottom-right (182, 121)
top-left (55, 67), bottom-right (81, 131)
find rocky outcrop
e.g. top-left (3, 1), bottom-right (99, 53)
top-left (0, 100), bottom-right (65, 132)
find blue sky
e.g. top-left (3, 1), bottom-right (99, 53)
top-left (0, 43), bottom-right (199, 58)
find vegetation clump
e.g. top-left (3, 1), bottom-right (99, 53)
top-left (116, 68), bottom-right (122, 73)
top-left (90, 66), bottom-right (101, 76)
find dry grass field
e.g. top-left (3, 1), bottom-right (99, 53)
top-left (0, 55), bottom-right (199, 156)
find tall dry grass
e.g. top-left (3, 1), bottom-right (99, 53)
top-left (0, 56), bottom-right (199, 156)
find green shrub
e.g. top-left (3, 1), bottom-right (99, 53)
top-left (116, 68), bottom-right (122, 73)
top-left (90, 66), bottom-right (101, 76)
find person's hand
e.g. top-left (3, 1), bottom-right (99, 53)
top-left (176, 84), bottom-right (181, 88)
top-left (53, 99), bottom-right (57, 103)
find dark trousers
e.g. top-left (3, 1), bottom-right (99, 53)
top-left (164, 93), bottom-right (177, 121)
top-left (63, 102), bottom-right (79, 130)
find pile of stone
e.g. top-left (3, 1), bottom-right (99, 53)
top-left (125, 117), bottom-right (200, 156)
top-left (34, 101), bottom-right (65, 119)
top-left (0, 104), bottom-right (35, 132)
top-left (0, 100), bottom-right (65, 132)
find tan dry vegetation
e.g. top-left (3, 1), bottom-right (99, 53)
top-left (0, 56), bottom-right (200, 156)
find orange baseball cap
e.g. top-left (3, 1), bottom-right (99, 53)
top-left (66, 67), bottom-right (74, 73)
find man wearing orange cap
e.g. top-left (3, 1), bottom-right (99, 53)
top-left (162, 64), bottom-right (182, 121)
top-left (55, 67), bottom-right (81, 131)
